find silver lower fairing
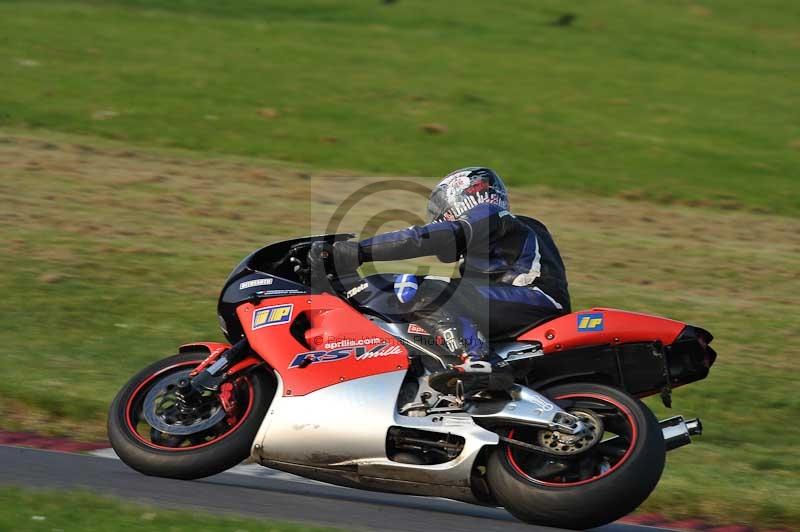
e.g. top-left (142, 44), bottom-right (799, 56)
top-left (251, 370), bottom-right (500, 502)
top-left (252, 371), bottom-right (407, 466)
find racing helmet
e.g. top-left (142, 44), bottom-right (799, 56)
top-left (426, 167), bottom-right (510, 222)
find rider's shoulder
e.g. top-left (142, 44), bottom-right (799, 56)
top-left (514, 214), bottom-right (551, 234)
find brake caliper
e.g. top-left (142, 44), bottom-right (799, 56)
top-left (218, 382), bottom-right (238, 425)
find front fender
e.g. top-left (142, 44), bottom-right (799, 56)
top-left (178, 341), bottom-right (231, 354)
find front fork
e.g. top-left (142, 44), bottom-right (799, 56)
top-left (177, 339), bottom-right (261, 409)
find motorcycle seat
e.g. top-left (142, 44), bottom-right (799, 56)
top-left (488, 313), bottom-right (563, 341)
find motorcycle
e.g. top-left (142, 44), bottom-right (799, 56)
top-left (108, 234), bottom-right (716, 530)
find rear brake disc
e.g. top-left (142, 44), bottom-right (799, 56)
top-left (537, 409), bottom-right (603, 455)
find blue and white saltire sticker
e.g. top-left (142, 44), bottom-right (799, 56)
top-left (394, 274), bottom-right (419, 303)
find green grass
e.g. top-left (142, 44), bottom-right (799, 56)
top-left (1, 0), bottom-right (799, 528)
top-left (0, 0), bottom-right (799, 214)
top-left (0, 132), bottom-right (798, 528)
top-left (0, 487), bottom-right (343, 532)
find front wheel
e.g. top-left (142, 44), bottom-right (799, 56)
top-left (108, 352), bottom-right (275, 480)
top-left (486, 382), bottom-right (665, 530)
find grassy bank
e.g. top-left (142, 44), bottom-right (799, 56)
top-left (0, 487), bottom-right (342, 532)
top-left (0, 132), bottom-right (798, 527)
top-left (0, 0), bottom-right (798, 214)
top-left (1, 0), bottom-right (799, 527)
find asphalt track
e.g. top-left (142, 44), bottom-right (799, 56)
top-left (0, 445), bottom-right (674, 532)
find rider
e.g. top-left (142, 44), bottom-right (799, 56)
top-left (332, 167), bottom-right (571, 395)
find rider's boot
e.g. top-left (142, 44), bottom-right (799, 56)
top-left (424, 316), bottom-right (514, 396)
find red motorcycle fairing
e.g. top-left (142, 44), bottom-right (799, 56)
top-left (517, 308), bottom-right (686, 354)
top-left (236, 294), bottom-right (409, 397)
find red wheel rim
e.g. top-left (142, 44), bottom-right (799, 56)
top-left (505, 392), bottom-right (638, 487)
top-left (124, 361), bottom-right (255, 452)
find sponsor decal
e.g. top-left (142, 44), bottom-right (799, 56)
top-left (407, 323), bottom-right (429, 335)
top-left (345, 282), bottom-right (369, 298)
top-left (239, 278), bottom-right (273, 290)
top-left (356, 344), bottom-right (403, 359)
top-left (288, 342), bottom-right (403, 368)
top-left (323, 337), bottom-right (382, 350)
top-left (254, 289), bottom-right (305, 296)
top-left (442, 327), bottom-right (459, 352)
top-left (289, 348), bottom-right (351, 369)
top-left (577, 312), bottom-right (604, 332)
top-left (252, 303), bottom-right (293, 329)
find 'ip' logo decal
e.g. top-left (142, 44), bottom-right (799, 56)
top-left (252, 304), bottom-right (293, 330)
top-left (577, 312), bottom-right (604, 332)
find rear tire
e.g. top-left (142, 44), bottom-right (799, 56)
top-left (486, 382), bottom-right (665, 529)
top-left (108, 352), bottom-right (275, 480)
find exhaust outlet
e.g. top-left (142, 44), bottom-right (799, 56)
top-left (685, 417), bottom-right (702, 436)
top-left (660, 416), bottom-right (702, 451)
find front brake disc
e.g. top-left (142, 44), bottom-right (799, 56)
top-left (142, 369), bottom-right (226, 436)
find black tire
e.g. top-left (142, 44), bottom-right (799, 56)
top-left (486, 382), bottom-right (665, 530)
top-left (107, 352), bottom-right (275, 480)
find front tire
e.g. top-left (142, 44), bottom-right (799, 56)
top-left (108, 352), bottom-right (275, 480)
top-left (486, 382), bottom-right (665, 529)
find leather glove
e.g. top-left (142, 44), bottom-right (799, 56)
top-left (332, 240), bottom-right (362, 274)
top-left (305, 241), bottom-right (332, 290)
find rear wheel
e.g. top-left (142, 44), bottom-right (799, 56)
top-left (108, 352), bottom-right (275, 480)
top-left (486, 382), bottom-right (665, 529)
